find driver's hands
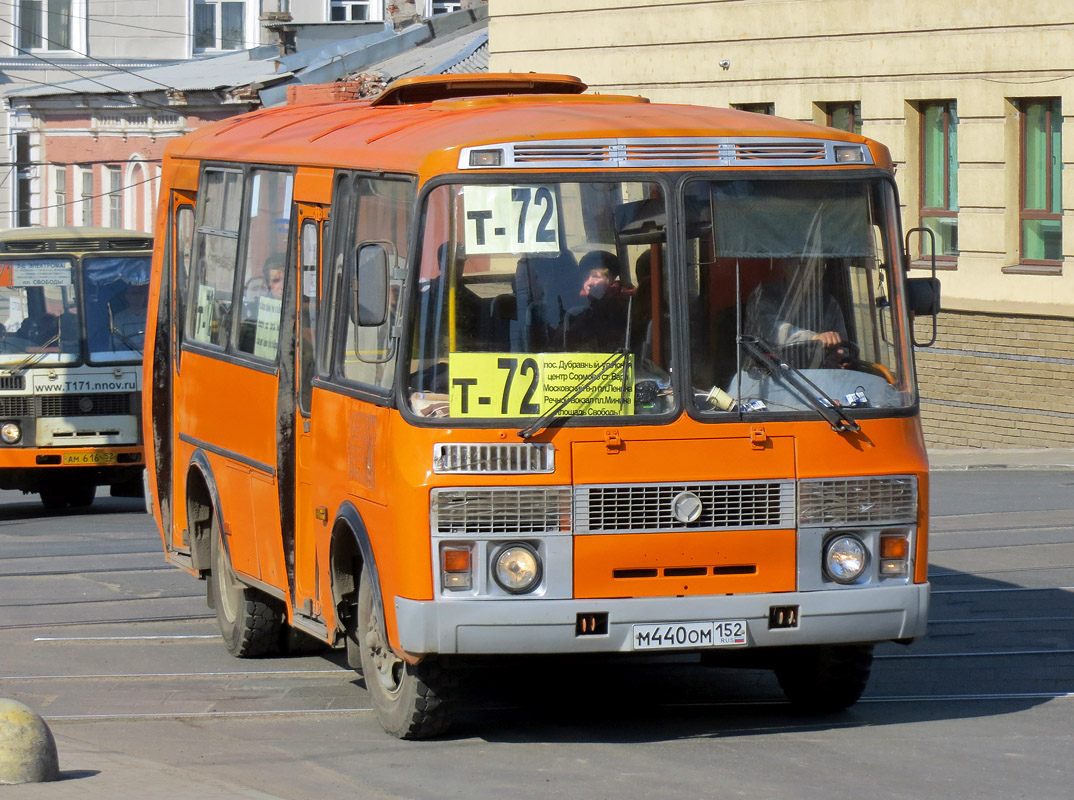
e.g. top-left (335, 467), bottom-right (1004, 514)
top-left (812, 331), bottom-right (842, 347)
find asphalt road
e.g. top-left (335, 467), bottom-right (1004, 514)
top-left (1, 468), bottom-right (1072, 799)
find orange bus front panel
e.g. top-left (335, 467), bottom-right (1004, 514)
top-left (574, 529), bottom-right (798, 599)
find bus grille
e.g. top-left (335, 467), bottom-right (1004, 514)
top-left (40, 393), bottom-right (134, 417)
top-left (462, 138), bottom-right (867, 170)
top-left (798, 476), bottom-right (917, 526)
top-left (431, 487), bottom-right (572, 536)
top-left (0, 236), bottom-right (152, 253)
top-left (574, 480), bottom-right (795, 534)
top-left (0, 375), bottom-right (26, 391)
top-left (0, 396), bottom-right (33, 416)
top-left (433, 443), bottom-right (554, 474)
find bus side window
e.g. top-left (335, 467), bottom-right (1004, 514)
top-left (298, 218), bottom-right (319, 413)
top-left (235, 169), bottom-right (293, 360)
top-left (187, 169), bottom-right (243, 349)
top-left (337, 176), bottom-right (414, 390)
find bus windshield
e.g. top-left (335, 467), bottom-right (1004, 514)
top-left (0, 255), bottom-right (150, 368)
top-left (407, 180), bottom-right (674, 421)
top-left (684, 178), bottom-right (914, 416)
top-left (0, 258), bottom-right (81, 367)
top-left (83, 255), bottom-right (152, 363)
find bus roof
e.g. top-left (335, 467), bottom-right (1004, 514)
top-left (0, 226), bottom-right (152, 252)
top-left (162, 73), bottom-right (888, 178)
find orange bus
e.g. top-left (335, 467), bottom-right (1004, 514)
top-left (144, 74), bottom-right (941, 738)
top-left (0, 226), bottom-right (150, 509)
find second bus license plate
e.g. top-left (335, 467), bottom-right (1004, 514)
top-left (632, 620), bottom-right (748, 650)
top-left (62, 451), bottom-right (117, 465)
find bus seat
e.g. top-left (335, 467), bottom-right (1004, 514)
top-left (514, 251), bottom-right (580, 351)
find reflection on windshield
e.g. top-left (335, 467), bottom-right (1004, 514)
top-left (684, 179), bottom-right (913, 415)
top-left (0, 259), bottom-right (80, 366)
top-left (407, 181), bottom-right (673, 421)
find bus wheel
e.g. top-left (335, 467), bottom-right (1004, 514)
top-left (210, 518), bottom-right (282, 658)
top-left (357, 568), bottom-right (455, 739)
top-left (39, 483), bottom-right (96, 510)
top-left (773, 644), bottom-right (874, 713)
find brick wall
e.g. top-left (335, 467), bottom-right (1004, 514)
top-left (914, 311), bottom-right (1074, 449)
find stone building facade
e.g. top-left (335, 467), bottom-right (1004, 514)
top-left (488, 0), bottom-right (1074, 449)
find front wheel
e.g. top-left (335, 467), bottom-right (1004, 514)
top-left (209, 517), bottom-right (282, 658)
top-left (357, 568), bottom-right (456, 739)
top-left (773, 644), bottom-right (874, 713)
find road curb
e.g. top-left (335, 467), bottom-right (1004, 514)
top-left (0, 698), bottom-right (59, 785)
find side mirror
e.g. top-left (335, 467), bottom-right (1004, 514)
top-left (354, 243), bottom-right (389, 327)
top-left (907, 277), bottom-right (940, 316)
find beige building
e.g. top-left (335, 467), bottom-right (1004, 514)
top-left (489, 0), bottom-right (1074, 448)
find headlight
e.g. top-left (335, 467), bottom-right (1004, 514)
top-left (492, 543), bottom-right (542, 594)
top-left (0, 422), bottom-right (21, 444)
top-left (824, 534), bottom-right (868, 584)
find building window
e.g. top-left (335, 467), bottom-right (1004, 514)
top-left (54, 166), bottom-right (67, 226)
top-left (330, 0), bottom-right (381, 21)
top-left (79, 166), bottom-right (93, 226)
top-left (732, 102), bottom-right (775, 116)
top-left (826, 102), bottom-right (862, 135)
top-left (106, 166), bottom-right (122, 228)
top-left (427, 1), bottom-right (461, 13)
top-left (920, 101), bottom-right (959, 260)
top-left (18, 0), bottom-right (72, 50)
top-left (194, 1), bottom-right (247, 51)
top-left (1020, 99), bottom-right (1063, 264)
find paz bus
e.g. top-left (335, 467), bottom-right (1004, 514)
top-left (0, 226), bottom-right (150, 509)
top-left (144, 74), bottom-right (941, 738)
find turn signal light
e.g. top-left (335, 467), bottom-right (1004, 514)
top-left (441, 545), bottom-right (472, 590)
top-left (879, 534), bottom-right (910, 577)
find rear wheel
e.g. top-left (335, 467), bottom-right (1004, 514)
top-left (773, 644), bottom-right (874, 713)
top-left (210, 517), bottom-right (282, 658)
top-left (357, 567), bottom-right (456, 739)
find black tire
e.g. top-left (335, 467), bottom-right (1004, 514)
top-left (773, 644), bottom-right (874, 713)
top-left (210, 517), bottom-right (282, 658)
top-left (39, 482), bottom-right (96, 510)
top-left (357, 567), bottom-right (456, 739)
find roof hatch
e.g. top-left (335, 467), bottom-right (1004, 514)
top-left (369, 73), bottom-right (588, 106)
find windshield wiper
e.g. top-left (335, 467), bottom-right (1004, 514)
top-left (738, 335), bottom-right (860, 433)
top-left (110, 327), bottom-right (144, 356)
top-left (7, 332), bottom-right (61, 374)
top-left (518, 348), bottom-right (629, 440)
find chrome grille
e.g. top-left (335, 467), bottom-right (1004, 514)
top-left (0, 396), bottom-right (32, 416)
top-left (433, 443), bottom-right (554, 474)
top-left (798, 476), bottom-right (917, 526)
top-left (40, 393), bottom-right (134, 417)
top-left (575, 480), bottom-right (795, 534)
top-left (431, 487), bottom-right (572, 536)
top-left (460, 138), bottom-right (870, 170)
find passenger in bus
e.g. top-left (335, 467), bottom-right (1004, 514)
top-left (265, 261), bottom-right (285, 300)
top-left (18, 296), bottom-right (62, 346)
top-left (561, 250), bottom-right (629, 352)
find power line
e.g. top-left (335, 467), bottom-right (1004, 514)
top-left (26, 174), bottom-right (158, 214)
top-left (0, 16), bottom-right (177, 92)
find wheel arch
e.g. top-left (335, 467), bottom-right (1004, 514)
top-left (328, 501), bottom-right (384, 640)
top-left (185, 449), bottom-right (223, 575)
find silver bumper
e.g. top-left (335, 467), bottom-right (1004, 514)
top-left (395, 582), bottom-right (930, 655)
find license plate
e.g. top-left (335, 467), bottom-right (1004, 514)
top-left (62, 451), bottom-right (117, 465)
top-left (631, 620), bottom-right (748, 650)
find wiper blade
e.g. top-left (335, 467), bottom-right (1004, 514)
top-left (738, 335), bottom-right (860, 433)
top-left (518, 349), bottom-right (629, 440)
top-left (8, 332), bottom-right (61, 373)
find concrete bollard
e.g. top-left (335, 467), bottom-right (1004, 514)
top-left (0, 699), bottom-right (59, 784)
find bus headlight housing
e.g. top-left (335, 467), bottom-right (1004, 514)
top-left (1, 422), bottom-right (21, 444)
top-left (492, 542), bottom-right (542, 594)
top-left (823, 534), bottom-right (868, 584)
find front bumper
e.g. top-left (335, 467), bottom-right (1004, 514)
top-left (395, 582), bottom-right (929, 655)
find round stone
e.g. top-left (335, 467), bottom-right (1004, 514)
top-left (0, 699), bottom-right (59, 785)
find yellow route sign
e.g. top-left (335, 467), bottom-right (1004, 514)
top-left (448, 352), bottom-right (632, 418)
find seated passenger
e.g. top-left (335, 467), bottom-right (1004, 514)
top-left (562, 250), bottom-right (628, 351)
top-left (111, 282), bottom-right (149, 349)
